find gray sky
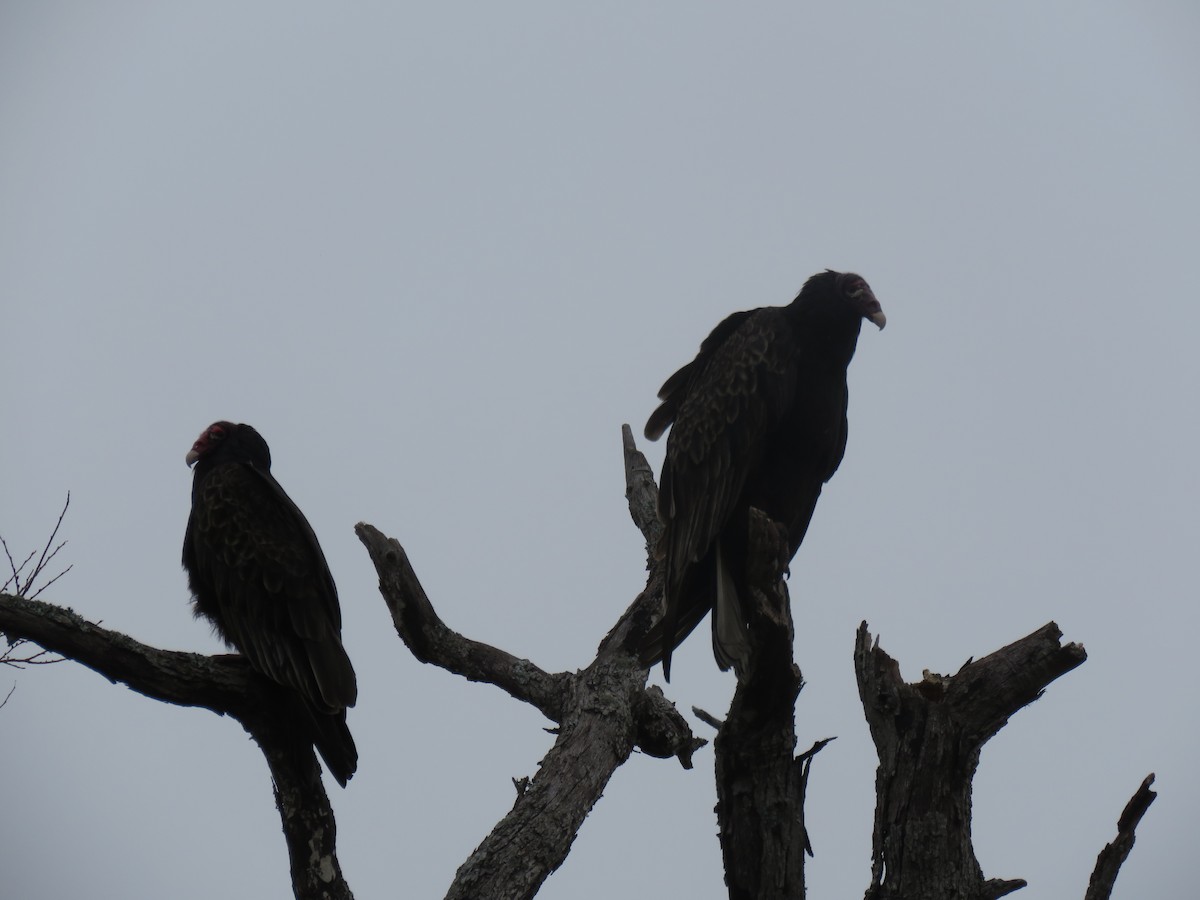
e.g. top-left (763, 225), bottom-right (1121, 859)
top-left (2, 4), bottom-right (1196, 898)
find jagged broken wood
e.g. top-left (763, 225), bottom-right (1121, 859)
top-left (1085, 773), bottom-right (1157, 900)
top-left (856, 621), bottom-right (1086, 900)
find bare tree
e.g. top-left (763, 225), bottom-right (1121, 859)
top-left (0, 429), bottom-right (1154, 900)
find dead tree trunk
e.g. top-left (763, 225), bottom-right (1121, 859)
top-left (855, 621), bottom-right (1084, 900)
top-left (712, 509), bottom-right (818, 900)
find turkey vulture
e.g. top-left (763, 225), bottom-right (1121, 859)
top-left (182, 421), bottom-right (358, 786)
top-left (639, 270), bottom-right (885, 680)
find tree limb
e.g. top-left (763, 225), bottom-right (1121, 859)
top-left (355, 523), bottom-right (567, 721)
top-left (0, 594), bottom-right (251, 710)
top-left (1084, 774), bottom-right (1157, 900)
top-left (355, 425), bottom-right (703, 900)
top-left (0, 592), bottom-right (353, 900)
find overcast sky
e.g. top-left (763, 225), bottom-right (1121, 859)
top-left (2, 4), bottom-right (1196, 898)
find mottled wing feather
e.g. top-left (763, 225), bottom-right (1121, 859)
top-left (660, 309), bottom-right (798, 565)
top-left (184, 463), bottom-right (357, 713)
top-left (645, 308), bottom-right (758, 441)
top-left (652, 308), bottom-right (800, 665)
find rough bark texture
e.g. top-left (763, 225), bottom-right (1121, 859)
top-left (0, 593), bottom-right (353, 900)
top-left (241, 689), bottom-right (353, 900)
top-left (713, 509), bottom-right (813, 900)
top-left (855, 621), bottom-right (1087, 900)
top-left (354, 425), bottom-right (703, 900)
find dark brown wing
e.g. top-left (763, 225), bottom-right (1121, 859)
top-left (646, 307), bottom-right (801, 676)
top-left (183, 462), bottom-right (357, 714)
top-left (645, 308), bottom-right (757, 441)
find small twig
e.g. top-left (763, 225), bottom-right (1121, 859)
top-left (797, 736), bottom-right (836, 764)
top-left (796, 737), bottom-right (836, 856)
top-left (1, 541), bottom-right (35, 594)
top-left (691, 706), bottom-right (724, 730)
top-left (28, 564), bottom-right (72, 600)
top-left (1, 493), bottom-right (73, 598)
top-left (982, 878), bottom-right (1028, 900)
top-left (1, 637), bottom-right (64, 668)
top-left (27, 494), bottom-right (72, 598)
top-left (0, 682), bottom-right (15, 709)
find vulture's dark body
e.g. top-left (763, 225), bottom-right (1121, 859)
top-left (641, 271), bottom-right (882, 679)
top-left (183, 423), bottom-right (357, 786)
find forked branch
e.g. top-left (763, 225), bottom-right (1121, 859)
top-left (355, 425), bottom-right (703, 900)
top-left (856, 622), bottom-right (1088, 900)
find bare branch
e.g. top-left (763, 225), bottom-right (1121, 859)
top-left (983, 878), bottom-right (1029, 899)
top-left (1, 541), bottom-right (35, 593)
top-left (445, 653), bottom-right (646, 900)
top-left (795, 736), bottom-right (836, 765)
top-left (357, 517), bottom-right (706, 899)
top-left (1, 493), bottom-right (73, 599)
top-left (621, 423), bottom-right (662, 546)
top-left (691, 706), bottom-right (724, 731)
top-left (354, 522), bottom-right (567, 720)
top-left (2, 635), bottom-right (63, 668)
top-left (28, 561), bottom-right (73, 599)
top-left (0, 593), bottom-right (252, 709)
top-left (0, 592), bottom-right (354, 899)
top-left (795, 737), bottom-right (836, 857)
top-left (1084, 774), bottom-right (1157, 900)
top-left (356, 426), bottom-right (703, 899)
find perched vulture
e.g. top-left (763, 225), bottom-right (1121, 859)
top-left (182, 421), bottom-right (358, 786)
top-left (639, 270), bottom-right (885, 680)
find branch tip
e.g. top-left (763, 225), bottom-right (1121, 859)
top-left (983, 877), bottom-right (1028, 899)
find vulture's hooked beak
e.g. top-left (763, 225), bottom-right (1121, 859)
top-left (185, 447), bottom-right (201, 467)
top-left (867, 309), bottom-right (887, 330)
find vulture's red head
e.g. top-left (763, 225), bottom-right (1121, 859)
top-left (186, 421), bottom-right (271, 470)
top-left (793, 270), bottom-right (886, 332)
top-left (835, 272), bottom-right (887, 330)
